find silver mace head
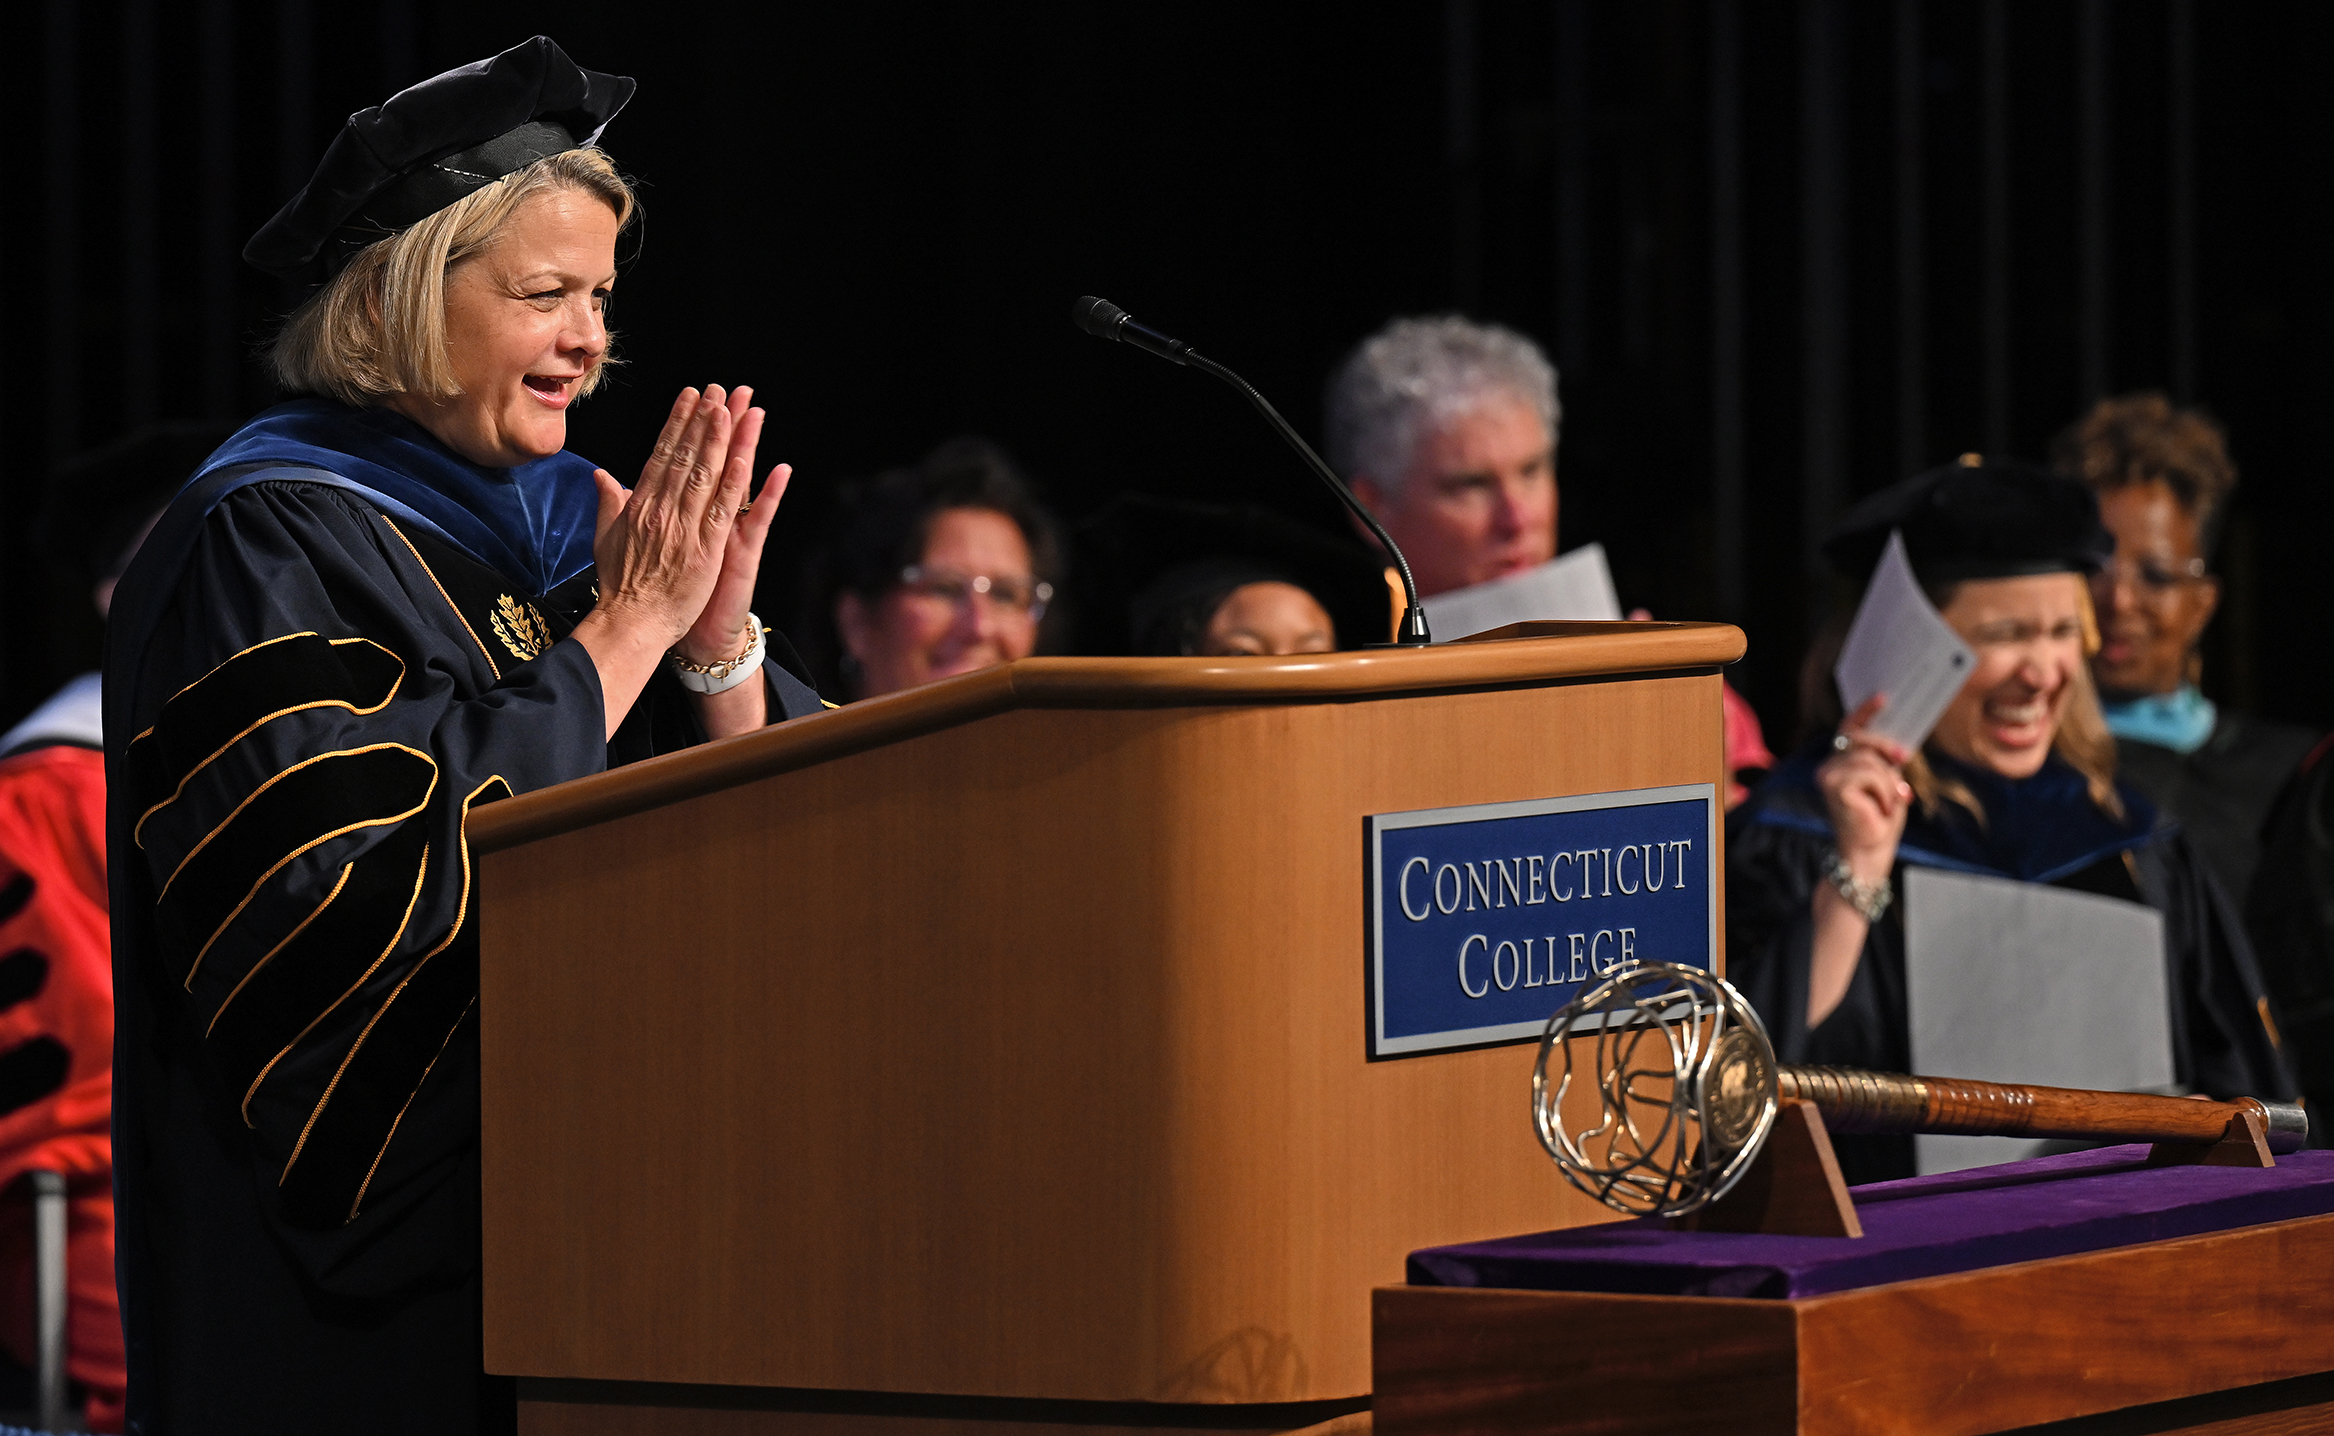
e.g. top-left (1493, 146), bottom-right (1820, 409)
top-left (1531, 961), bottom-right (1781, 1218)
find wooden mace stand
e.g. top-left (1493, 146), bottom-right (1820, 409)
top-left (1374, 1102), bottom-right (2324, 1436)
top-left (1373, 1211), bottom-right (2334, 1436)
top-left (1688, 1098), bottom-right (2279, 1240)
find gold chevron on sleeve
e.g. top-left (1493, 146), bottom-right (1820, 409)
top-left (165, 744), bottom-right (437, 989)
top-left (207, 862), bottom-right (355, 1036)
top-left (347, 994), bottom-right (475, 1222)
top-left (130, 632), bottom-right (318, 740)
top-left (279, 774), bottom-right (510, 1190)
top-left (160, 742), bottom-right (433, 902)
top-left (240, 842), bottom-right (432, 1127)
top-left (132, 636), bottom-right (406, 849)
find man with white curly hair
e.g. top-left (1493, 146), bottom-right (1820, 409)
top-left (1327, 315), bottom-right (1775, 803)
top-left (1326, 316), bottom-right (1561, 597)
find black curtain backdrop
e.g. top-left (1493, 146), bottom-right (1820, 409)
top-left (6, 1), bottom-right (2332, 756)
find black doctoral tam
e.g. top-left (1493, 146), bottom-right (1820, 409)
top-left (1822, 455), bottom-right (2114, 586)
top-left (247, 35), bottom-right (633, 283)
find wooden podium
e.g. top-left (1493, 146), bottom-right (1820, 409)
top-left (467, 622), bottom-right (1741, 1435)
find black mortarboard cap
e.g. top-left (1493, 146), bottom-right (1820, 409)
top-left (246, 36), bottom-right (634, 283)
top-left (1821, 454), bottom-right (2114, 585)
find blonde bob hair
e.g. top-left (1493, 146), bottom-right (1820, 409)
top-left (268, 147), bottom-right (636, 407)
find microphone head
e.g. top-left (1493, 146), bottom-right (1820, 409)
top-left (1073, 295), bottom-right (1129, 339)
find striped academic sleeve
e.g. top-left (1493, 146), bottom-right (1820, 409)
top-left (123, 481), bottom-right (609, 1229)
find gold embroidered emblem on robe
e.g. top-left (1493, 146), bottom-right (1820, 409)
top-left (490, 595), bottom-right (552, 662)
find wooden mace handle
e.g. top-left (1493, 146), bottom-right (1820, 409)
top-left (1778, 1065), bottom-right (2305, 1152)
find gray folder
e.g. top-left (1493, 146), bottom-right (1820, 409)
top-left (1901, 866), bottom-right (2172, 1175)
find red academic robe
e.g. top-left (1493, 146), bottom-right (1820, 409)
top-left (0, 743), bottom-right (125, 1431)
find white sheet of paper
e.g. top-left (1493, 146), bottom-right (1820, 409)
top-left (1422, 543), bottom-right (1623, 640)
top-left (1902, 867), bottom-right (2173, 1174)
top-left (1832, 531), bottom-right (1977, 750)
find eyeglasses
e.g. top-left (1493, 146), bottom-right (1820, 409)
top-left (2092, 555), bottom-right (2209, 596)
top-left (898, 565), bottom-right (1055, 621)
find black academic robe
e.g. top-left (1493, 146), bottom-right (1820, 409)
top-left (1726, 746), bottom-right (2295, 1187)
top-left (104, 477), bottom-right (821, 1435)
top-left (2115, 711), bottom-right (2316, 917)
top-left (2243, 737), bottom-right (2334, 1137)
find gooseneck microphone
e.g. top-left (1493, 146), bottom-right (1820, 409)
top-left (1072, 296), bottom-right (1432, 645)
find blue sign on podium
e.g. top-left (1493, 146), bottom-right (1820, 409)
top-left (1365, 783), bottom-right (1718, 1059)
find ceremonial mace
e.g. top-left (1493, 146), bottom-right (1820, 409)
top-left (1531, 962), bottom-right (2308, 1232)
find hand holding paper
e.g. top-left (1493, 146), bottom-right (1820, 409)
top-left (1832, 530), bottom-right (1977, 752)
top-left (1817, 693), bottom-right (1914, 866)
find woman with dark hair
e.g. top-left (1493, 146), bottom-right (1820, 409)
top-left (806, 438), bottom-right (1062, 700)
top-left (1072, 495), bottom-right (1393, 659)
top-left (1130, 559), bottom-right (1338, 657)
top-left (2054, 392), bottom-right (2312, 910)
top-left (1727, 457), bottom-right (2291, 1185)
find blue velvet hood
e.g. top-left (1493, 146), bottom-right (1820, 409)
top-left (189, 399), bottom-right (600, 596)
top-left (1743, 742), bottom-right (2161, 885)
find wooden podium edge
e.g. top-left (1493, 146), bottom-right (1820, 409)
top-left (513, 1378), bottom-right (1373, 1436)
top-left (471, 623), bottom-right (1745, 854)
top-left (1372, 1209), bottom-right (2334, 1436)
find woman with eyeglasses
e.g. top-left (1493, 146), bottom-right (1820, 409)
top-left (808, 438), bottom-right (1062, 700)
top-left (2053, 393), bottom-right (2314, 918)
top-left (2065, 393), bottom-right (2334, 1142)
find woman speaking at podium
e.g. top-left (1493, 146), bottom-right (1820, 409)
top-left (101, 39), bottom-right (815, 1433)
top-left (1725, 459), bottom-right (2292, 1186)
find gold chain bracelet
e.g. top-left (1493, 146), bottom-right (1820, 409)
top-left (667, 613), bottom-right (769, 687)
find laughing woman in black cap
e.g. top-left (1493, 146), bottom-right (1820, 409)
top-left (1725, 458), bottom-right (2293, 1186)
top-left (102, 38), bottom-right (820, 1433)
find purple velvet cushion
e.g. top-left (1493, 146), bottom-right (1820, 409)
top-left (1408, 1147), bottom-right (2334, 1300)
